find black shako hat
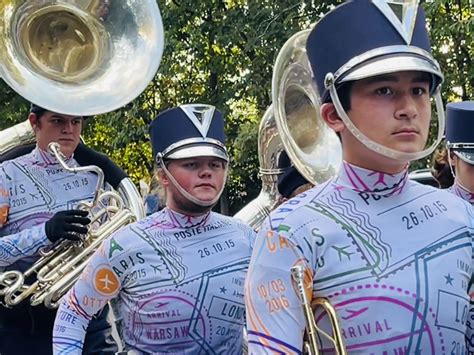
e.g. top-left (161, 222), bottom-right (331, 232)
top-left (446, 101), bottom-right (474, 165)
top-left (277, 151), bottom-right (310, 199)
top-left (306, 0), bottom-right (443, 100)
top-left (149, 104), bottom-right (228, 162)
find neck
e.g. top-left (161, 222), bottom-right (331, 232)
top-left (344, 157), bottom-right (407, 175)
top-left (166, 202), bottom-right (212, 217)
top-left (38, 144), bottom-right (73, 159)
top-left (339, 161), bottom-right (409, 195)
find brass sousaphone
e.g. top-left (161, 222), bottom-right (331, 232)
top-left (274, 29), bottom-right (346, 355)
top-left (0, 0), bottom-right (164, 116)
top-left (0, 0), bottom-right (164, 308)
top-left (239, 29), bottom-right (346, 354)
top-left (235, 29), bottom-right (341, 230)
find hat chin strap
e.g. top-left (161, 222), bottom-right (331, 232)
top-left (326, 73), bottom-right (445, 162)
top-left (448, 150), bottom-right (474, 194)
top-left (159, 156), bottom-right (227, 208)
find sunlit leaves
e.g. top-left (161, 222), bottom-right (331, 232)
top-left (0, 0), bottom-right (471, 213)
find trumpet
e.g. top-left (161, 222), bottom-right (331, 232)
top-left (291, 264), bottom-right (347, 355)
top-left (0, 142), bottom-right (137, 308)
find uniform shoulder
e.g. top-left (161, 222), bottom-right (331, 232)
top-left (212, 212), bottom-right (249, 226)
top-left (262, 179), bottom-right (334, 232)
top-left (104, 219), bottom-right (145, 261)
top-left (409, 180), bottom-right (474, 219)
top-left (0, 150), bottom-right (33, 169)
top-left (410, 180), bottom-right (468, 203)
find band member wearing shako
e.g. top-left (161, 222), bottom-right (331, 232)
top-left (245, 1), bottom-right (474, 353)
top-left (53, 104), bottom-right (256, 354)
top-left (277, 152), bottom-right (314, 204)
top-left (0, 104), bottom-right (116, 354)
top-left (432, 101), bottom-right (474, 202)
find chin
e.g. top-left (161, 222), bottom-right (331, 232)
top-left (391, 142), bottom-right (425, 154)
top-left (59, 144), bottom-right (77, 156)
top-left (197, 195), bottom-right (217, 203)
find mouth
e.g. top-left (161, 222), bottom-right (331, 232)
top-left (392, 128), bottom-right (420, 136)
top-left (196, 183), bottom-right (215, 189)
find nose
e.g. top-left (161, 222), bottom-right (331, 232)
top-left (61, 120), bottom-right (74, 133)
top-left (198, 165), bottom-right (212, 178)
top-left (394, 94), bottom-right (417, 120)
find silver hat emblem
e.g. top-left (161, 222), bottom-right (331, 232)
top-left (180, 104), bottom-right (216, 138)
top-left (372, 0), bottom-right (419, 44)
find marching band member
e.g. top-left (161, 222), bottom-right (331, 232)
top-left (276, 152), bottom-right (314, 203)
top-left (0, 104), bottom-right (116, 354)
top-left (245, 1), bottom-right (474, 353)
top-left (432, 101), bottom-right (474, 202)
top-left (53, 104), bottom-right (255, 354)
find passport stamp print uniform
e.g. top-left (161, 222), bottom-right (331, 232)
top-left (53, 104), bottom-right (255, 354)
top-left (244, 1), bottom-right (474, 354)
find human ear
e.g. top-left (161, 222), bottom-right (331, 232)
top-left (157, 168), bottom-right (170, 187)
top-left (28, 113), bottom-right (39, 131)
top-left (320, 103), bottom-right (345, 133)
top-left (450, 152), bottom-right (458, 168)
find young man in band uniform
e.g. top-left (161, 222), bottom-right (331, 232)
top-left (245, 1), bottom-right (474, 353)
top-left (0, 104), bottom-right (116, 354)
top-left (433, 101), bottom-right (474, 203)
top-left (53, 104), bottom-right (255, 354)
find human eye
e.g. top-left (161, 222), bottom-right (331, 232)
top-left (182, 161), bottom-right (196, 169)
top-left (210, 161), bottom-right (223, 169)
top-left (375, 87), bottom-right (393, 96)
top-left (412, 86), bottom-right (428, 96)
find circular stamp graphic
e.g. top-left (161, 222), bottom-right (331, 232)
top-left (93, 267), bottom-right (120, 296)
top-left (127, 289), bottom-right (210, 350)
top-left (314, 284), bottom-right (442, 354)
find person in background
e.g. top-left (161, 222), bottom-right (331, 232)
top-left (432, 101), bottom-right (474, 203)
top-left (142, 173), bottom-right (163, 216)
top-left (276, 151), bottom-right (314, 203)
top-left (0, 104), bottom-right (116, 355)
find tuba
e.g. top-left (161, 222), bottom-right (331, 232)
top-left (235, 29), bottom-right (341, 230)
top-left (233, 105), bottom-right (285, 229)
top-left (0, 0), bottom-right (164, 116)
top-left (0, 0), bottom-right (163, 307)
top-left (277, 29), bottom-right (345, 355)
top-left (239, 29), bottom-right (345, 353)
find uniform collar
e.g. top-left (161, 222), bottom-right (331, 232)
top-left (336, 161), bottom-right (409, 196)
top-left (451, 182), bottom-right (474, 205)
top-left (33, 146), bottom-right (75, 166)
top-left (164, 207), bottom-right (210, 228)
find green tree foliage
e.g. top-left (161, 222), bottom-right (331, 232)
top-left (0, 0), bottom-right (472, 214)
top-left (410, 0), bottom-right (473, 171)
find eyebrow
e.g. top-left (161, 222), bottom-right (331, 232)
top-left (364, 73), bottom-right (431, 85)
top-left (49, 115), bottom-right (82, 120)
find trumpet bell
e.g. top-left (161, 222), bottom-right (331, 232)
top-left (0, 0), bottom-right (164, 116)
top-left (272, 29), bottom-right (341, 185)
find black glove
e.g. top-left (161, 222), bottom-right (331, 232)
top-left (45, 210), bottom-right (91, 243)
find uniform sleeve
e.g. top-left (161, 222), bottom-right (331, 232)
top-left (0, 172), bottom-right (51, 268)
top-left (245, 219), bottom-right (312, 354)
top-left (53, 236), bottom-right (121, 354)
top-left (243, 223), bottom-right (257, 250)
top-left (466, 204), bottom-right (474, 353)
